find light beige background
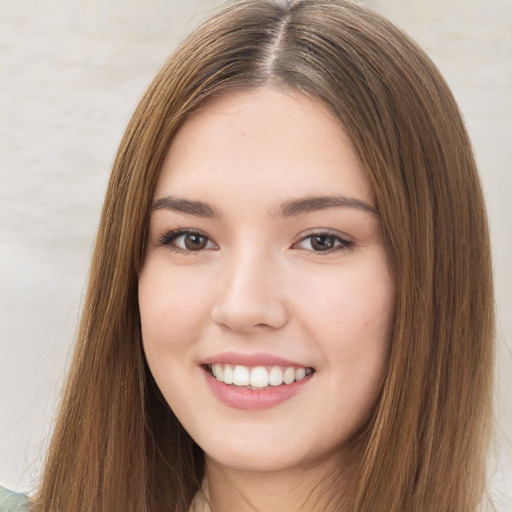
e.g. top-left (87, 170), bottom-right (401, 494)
top-left (1, 0), bottom-right (510, 508)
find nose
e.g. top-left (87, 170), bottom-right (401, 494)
top-left (211, 248), bottom-right (289, 333)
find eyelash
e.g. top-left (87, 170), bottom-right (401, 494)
top-left (293, 231), bottom-right (354, 253)
top-left (158, 229), bottom-right (216, 255)
top-left (158, 229), bottom-right (354, 255)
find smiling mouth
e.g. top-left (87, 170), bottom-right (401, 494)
top-left (204, 363), bottom-right (315, 389)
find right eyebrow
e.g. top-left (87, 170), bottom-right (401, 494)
top-left (278, 195), bottom-right (378, 217)
top-left (152, 196), bottom-right (221, 219)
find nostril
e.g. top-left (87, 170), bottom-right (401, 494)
top-left (211, 299), bottom-right (289, 333)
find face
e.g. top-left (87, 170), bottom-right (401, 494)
top-left (139, 87), bottom-right (395, 476)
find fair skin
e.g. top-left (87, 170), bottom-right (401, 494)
top-left (139, 86), bottom-right (395, 512)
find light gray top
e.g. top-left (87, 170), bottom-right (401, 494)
top-left (0, 487), bottom-right (29, 512)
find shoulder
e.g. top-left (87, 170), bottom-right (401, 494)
top-left (0, 487), bottom-right (30, 512)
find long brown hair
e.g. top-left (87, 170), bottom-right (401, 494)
top-left (33, 1), bottom-right (494, 510)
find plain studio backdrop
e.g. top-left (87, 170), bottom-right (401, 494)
top-left (0, 0), bottom-right (510, 508)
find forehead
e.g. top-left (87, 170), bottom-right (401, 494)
top-left (155, 86), bottom-right (373, 205)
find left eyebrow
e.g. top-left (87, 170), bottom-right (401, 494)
top-left (152, 196), bottom-right (220, 218)
top-left (278, 195), bottom-right (378, 217)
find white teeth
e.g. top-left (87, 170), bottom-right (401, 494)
top-left (268, 366), bottom-right (283, 386)
top-left (283, 367), bottom-right (295, 385)
top-left (295, 368), bottom-right (306, 381)
top-left (209, 363), bottom-right (312, 388)
top-left (212, 363), bottom-right (223, 381)
top-left (250, 366), bottom-right (269, 388)
top-left (233, 365), bottom-right (250, 386)
top-left (223, 364), bottom-right (234, 384)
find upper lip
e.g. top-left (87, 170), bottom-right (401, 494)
top-left (202, 351), bottom-right (313, 368)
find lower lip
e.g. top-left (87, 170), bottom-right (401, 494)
top-left (203, 369), bottom-right (313, 410)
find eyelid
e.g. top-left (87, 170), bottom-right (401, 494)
top-left (158, 228), bottom-right (218, 254)
top-left (157, 227), bottom-right (353, 255)
top-left (292, 229), bottom-right (354, 252)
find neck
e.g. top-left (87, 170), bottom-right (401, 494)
top-left (195, 454), bottom-right (349, 512)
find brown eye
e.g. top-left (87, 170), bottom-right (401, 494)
top-left (159, 230), bottom-right (217, 253)
top-left (183, 233), bottom-right (208, 251)
top-left (310, 235), bottom-right (337, 251)
top-left (294, 232), bottom-right (353, 253)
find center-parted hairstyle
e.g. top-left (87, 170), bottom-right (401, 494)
top-left (34, 1), bottom-right (494, 511)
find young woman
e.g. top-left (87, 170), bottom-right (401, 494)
top-left (3, 0), bottom-right (495, 510)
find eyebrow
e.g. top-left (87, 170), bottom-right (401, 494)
top-left (278, 195), bottom-right (378, 216)
top-left (152, 196), bottom-right (220, 218)
top-left (151, 194), bottom-right (378, 219)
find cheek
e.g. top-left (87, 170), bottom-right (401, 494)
top-left (297, 259), bottom-right (395, 341)
top-left (138, 261), bottom-right (213, 347)
top-left (138, 263), bottom-right (213, 412)
top-left (138, 262), bottom-right (213, 408)
top-left (295, 259), bottom-right (395, 392)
